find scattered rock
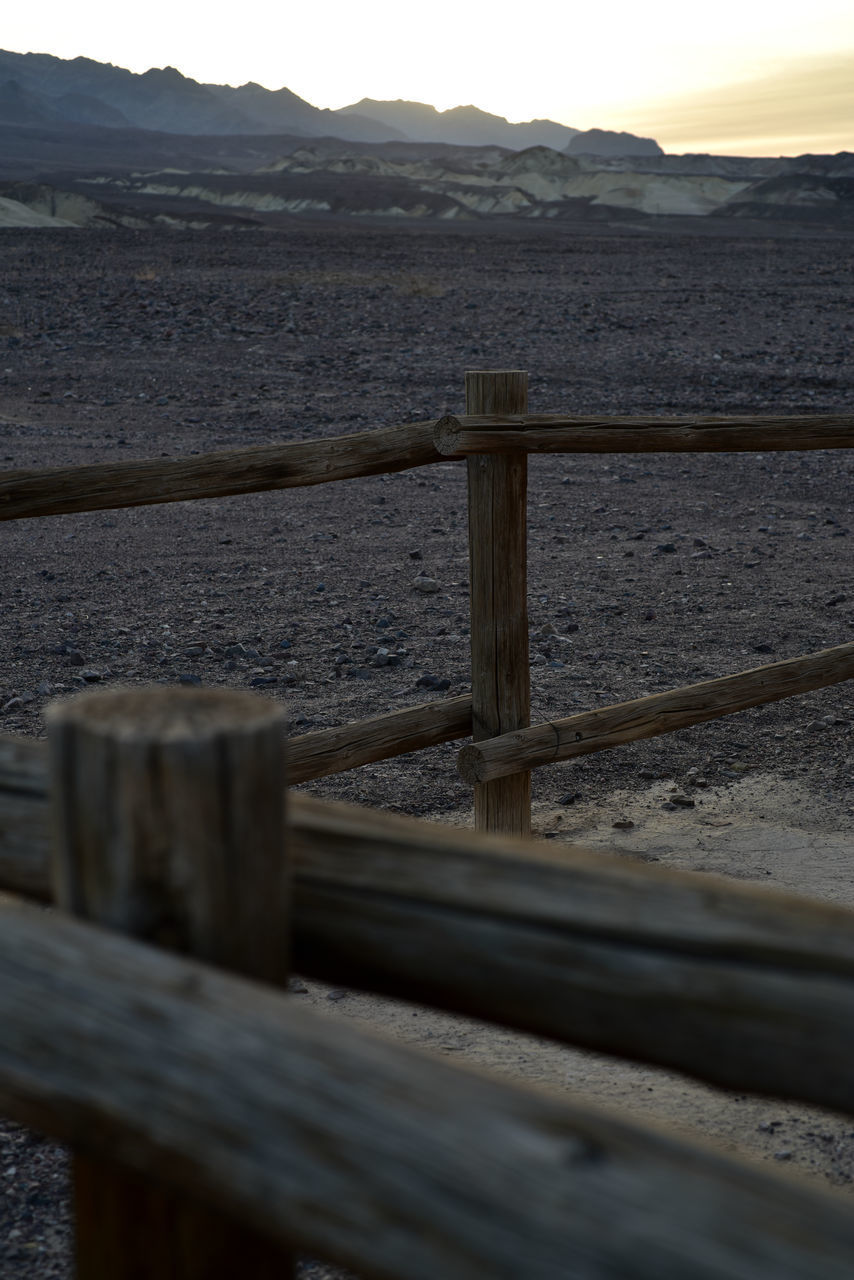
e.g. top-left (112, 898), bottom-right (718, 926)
top-left (413, 576), bottom-right (440, 594)
top-left (612, 819), bottom-right (635, 830)
top-left (415, 674), bottom-right (451, 691)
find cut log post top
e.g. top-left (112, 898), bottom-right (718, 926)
top-left (47, 684), bottom-right (294, 1278)
top-left (433, 413), bottom-right (854, 455)
top-left (47, 685), bottom-right (289, 980)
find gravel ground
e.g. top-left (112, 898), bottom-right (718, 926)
top-left (0, 217), bottom-right (852, 1276)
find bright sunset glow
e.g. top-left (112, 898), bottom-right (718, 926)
top-left (4, 0), bottom-right (853, 154)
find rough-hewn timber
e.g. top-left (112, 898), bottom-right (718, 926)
top-left (466, 372), bottom-right (531, 836)
top-left (458, 642), bottom-right (854, 783)
top-left (47, 687), bottom-right (292, 1279)
top-left (0, 420), bottom-right (451, 520)
top-left (6, 741), bottom-right (854, 1114)
top-left (433, 413), bottom-right (854, 455)
top-left (288, 694), bottom-right (472, 784)
top-left (3, 894), bottom-right (854, 1279)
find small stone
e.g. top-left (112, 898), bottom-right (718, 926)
top-left (409, 549), bottom-right (423, 560)
top-left (279, 639), bottom-right (292, 650)
top-left (288, 980), bottom-right (309, 994)
top-left (81, 670), bottom-right (101, 683)
top-left (773, 1150), bottom-right (793, 1161)
top-left (825, 593), bottom-right (846, 607)
top-left (326, 989), bottom-right (348, 1002)
top-left (752, 643), bottom-right (774, 654)
top-left (559, 792), bottom-right (582, 806)
top-left (669, 794), bottom-right (695, 807)
top-left (806, 720), bottom-right (827, 732)
top-left (413, 576), bottom-right (440, 594)
top-left (655, 543), bottom-right (677, 554)
top-left (415, 674), bottom-right (451, 691)
top-left (183, 644), bottom-right (205, 657)
top-left (612, 819), bottom-right (635, 830)
top-left (66, 650), bottom-right (84, 666)
top-left (250, 675), bottom-right (278, 687)
top-left (178, 673), bottom-right (202, 686)
top-left (661, 801), bottom-right (678, 812)
top-left (1, 697), bottom-right (23, 713)
top-left (639, 768), bottom-right (657, 780)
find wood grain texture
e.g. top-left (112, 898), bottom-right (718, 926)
top-left (4, 893), bottom-right (854, 1280)
top-left (434, 413), bottom-right (854, 455)
top-left (466, 372), bottom-right (531, 836)
top-left (289, 694), bottom-right (472, 783)
top-left (0, 419), bottom-right (451, 520)
top-left (47, 686), bottom-right (292, 1279)
top-left (458, 641), bottom-right (854, 783)
top-left (8, 743), bottom-right (854, 1112)
top-left (0, 734), bottom-right (51, 900)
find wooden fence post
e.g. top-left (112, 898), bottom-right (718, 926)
top-left (47, 686), bottom-right (293, 1280)
top-left (466, 370), bottom-right (531, 836)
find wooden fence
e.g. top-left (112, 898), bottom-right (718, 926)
top-left (2, 370), bottom-right (853, 837)
top-left (2, 371), bottom-right (854, 1275)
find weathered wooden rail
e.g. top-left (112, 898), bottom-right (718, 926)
top-left (5, 729), bottom-right (854, 1116)
top-left (458, 642), bottom-right (854, 783)
top-left (5, 688), bottom-right (854, 1278)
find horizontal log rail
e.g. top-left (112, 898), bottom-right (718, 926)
top-left (0, 418), bottom-right (453, 521)
top-left (7, 735), bottom-right (854, 1115)
top-left (459, 642), bottom-right (854, 783)
top-left (3, 411), bottom-right (851, 524)
top-left (5, 895), bottom-right (854, 1280)
top-left (433, 413), bottom-right (854, 455)
top-left (288, 694), bottom-right (471, 784)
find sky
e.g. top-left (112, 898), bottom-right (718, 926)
top-left (5, 0), bottom-right (854, 155)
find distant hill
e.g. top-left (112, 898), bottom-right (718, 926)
top-left (4, 136), bottom-right (850, 231)
top-left (337, 99), bottom-right (578, 150)
top-left (566, 128), bottom-right (663, 157)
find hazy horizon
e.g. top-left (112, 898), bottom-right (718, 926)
top-left (4, 0), bottom-right (854, 158)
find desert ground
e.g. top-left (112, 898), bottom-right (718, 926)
top-left (1, 217), bottom-right (853, 1276)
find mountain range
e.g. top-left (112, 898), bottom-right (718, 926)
top-left (0, 48), bottom-right (850, 232)
top-left (0, 48), bottom-right (662, 153)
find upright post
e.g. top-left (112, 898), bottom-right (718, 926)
top-left (465, 370), bottom-right (531, 836)
top-left (47, 686), bottom-right (293, 1280)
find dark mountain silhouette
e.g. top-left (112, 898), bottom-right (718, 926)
top-left (336, 98), bottom-right (579, 149)
top-left (567, 128), bottom-right (663, 157)
top-left (0, 49), bottom-right (592, 149)
top-left (0, 50), bottom-right (402, 141)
